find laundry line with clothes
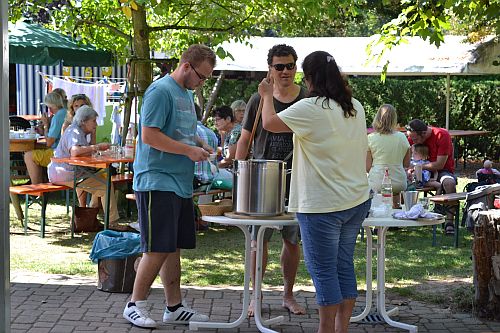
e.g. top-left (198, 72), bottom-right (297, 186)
top-left (38, 72), bottom-right (128, 126)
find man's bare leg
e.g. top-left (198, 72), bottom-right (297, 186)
top-left (442, 177), bottom-right (457, 232)
top-left (159, 249), bottom-right (182, 306)
top-left (281, 239), bottom-right (305, 315)
top-left (131, 252), bottom-right (169, 302)
top-left (248, 240), bottom-right (268, 317)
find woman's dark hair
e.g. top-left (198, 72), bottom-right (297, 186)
top-left (302, 51), bottom-right (355, 118)
top-left (213, 105), bottom-right (234, 122)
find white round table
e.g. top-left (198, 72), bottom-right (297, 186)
top-left (351, 215), bottom-right (445, 333)
top-left (190, 215), bottom-right (297, 333)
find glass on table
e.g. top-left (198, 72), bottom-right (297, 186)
top-left (418, 197), bottom-right (430, 211)
top-left (109, 144), bottom-right (120, 158)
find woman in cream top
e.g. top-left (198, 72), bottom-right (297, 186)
top-left (259, 50), bottom-right (371, 333)
top-left (366, 104), bottom-right (411, 208)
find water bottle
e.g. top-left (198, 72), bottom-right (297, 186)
top-left (124, 127), bottom-right (135, 158)
top-left (380, 167), bottom-right (393, 216)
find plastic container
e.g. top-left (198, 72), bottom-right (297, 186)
top-left (98, 255), bottom-right (140, 293)
top-left (90, 230), bottom-right (142, 293)
top-left (124, 127), bottom-right (135, 158)
top-left (380, 167), bottom-right (393, 216)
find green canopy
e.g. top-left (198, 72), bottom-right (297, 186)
top-left (8, 21), bottom-right (113, 66)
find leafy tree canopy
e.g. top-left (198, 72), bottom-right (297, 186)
top-left (9, 0), bottom-right (498, 81)
top-left (9, 0), bottom-right (380, 61)
top-left (369, 0), bottom-right (499, 69)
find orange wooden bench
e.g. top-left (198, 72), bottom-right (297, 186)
top-left (111, 173), bottom-right (134, 216)
top-left (9, 183), bottom-right (71, 238)
top-left (111, 173), bottom-right (134, 184)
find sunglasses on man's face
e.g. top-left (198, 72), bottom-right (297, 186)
top-left (271, 63), bottom-right (295, 71)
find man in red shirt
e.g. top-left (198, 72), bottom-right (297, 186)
top-left (407, 119), bottom-right (457, 234)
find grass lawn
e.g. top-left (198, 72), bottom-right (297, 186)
top-left (9, 176), bottom-right (477, 311)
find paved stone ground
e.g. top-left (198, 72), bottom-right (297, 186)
top-left (10, 272), bottom-right (500, 333)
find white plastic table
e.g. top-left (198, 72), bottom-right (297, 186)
top-left (190, 215), bottom-right (297, 333)
top-left (351, 215), bottom-right (444, 333)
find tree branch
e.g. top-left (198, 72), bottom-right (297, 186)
top-left (149, 23), bottom-right (234, 32)
top-left (149, 7), bottom-right (254, 33)
top-left (76, 19), bottom-right (132, 42)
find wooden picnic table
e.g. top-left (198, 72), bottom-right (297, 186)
top-left (429, 192), bottom-right (468, 247)
top-left (448, 130), bottom-right (490, 170)
top-left (52, 155), bottom-right (134, 235)
top-left (9, 137), bottom-right (47, 223)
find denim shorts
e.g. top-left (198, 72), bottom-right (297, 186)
top-left (297, 199), bottom-right (371, 306)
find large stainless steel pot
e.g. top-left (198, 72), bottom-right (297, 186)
top-left (232, 159), bottom-right (286, 216)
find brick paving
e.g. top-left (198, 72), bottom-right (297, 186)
top-left (9, 272), bottom-right (500, 333)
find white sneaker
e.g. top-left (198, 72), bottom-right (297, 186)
top-left (163, 305), bottom-right (209, 324)
top-left (123, 301), bottom-right (157, 329)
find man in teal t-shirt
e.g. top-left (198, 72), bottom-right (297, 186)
top-left (123, 44), bottom-right (216, 329)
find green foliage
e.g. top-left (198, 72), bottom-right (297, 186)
top-left (448, 77), bottom-right (500, 160)
top-left (201, 78), bottom-right (259, 108)
top-left (205, 75), bottom-right (500, 160)
top-left (369, 0), bottom-right (500, 71)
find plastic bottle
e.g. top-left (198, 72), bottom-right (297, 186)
top-left (380, 167), bottom-right (393, 216)
top-left (124, 127), bottom-right (135, 158)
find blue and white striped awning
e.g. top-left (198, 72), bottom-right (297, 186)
top-left (16, 63), bottom-right (128, 116)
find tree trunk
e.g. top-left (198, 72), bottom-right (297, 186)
top-left (131, 5), bottom-right (151, 93)
top-left (120, 5), bottom-right (151, 154)
top-left (473, 210), bottom-right (500, 321)
top-left (202, 71), bottom-right (225, 123)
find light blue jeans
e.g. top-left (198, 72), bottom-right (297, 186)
top-left (297, 199), bottom-right (371, 306)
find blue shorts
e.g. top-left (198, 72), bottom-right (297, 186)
top-left (297, 199), bottom-right (371, 306)
top-left (135, 190), bottom-right (196, 253)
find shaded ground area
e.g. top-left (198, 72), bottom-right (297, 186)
top-left (10, 272), bottom-right (500, 333)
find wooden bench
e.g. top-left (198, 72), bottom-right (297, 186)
top-left (111, 173), bottom-right (134, 216)
top-left (111, 173), bottom-right (134, 184)
top-left (416, 186), bottom-right (436, 197)
top-left (9, 183), bottom-right (71, 238)
top-left (429, 192), bottom-right (468, 247)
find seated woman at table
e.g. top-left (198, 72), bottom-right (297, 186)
top-left (366, 104), bottom-right (410, 208)
top-left (24, 91), bottom-right (67, 184)
top-left (62, 94), bottom-right (95, 143)
top-left (52, 88), bottom-right (68, 109)
top-left (47, 105), bottom-right (120, 224)
top-left (61, 94), bottom-right (95, 205)
top-left (213, 105), bottom-right (242, 168)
